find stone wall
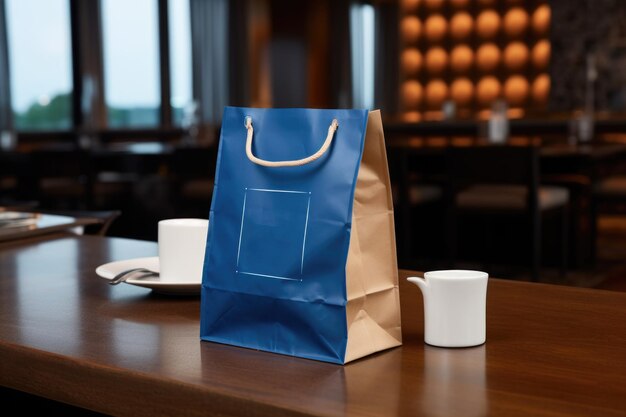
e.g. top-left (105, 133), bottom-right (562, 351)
top-left (550, 0), bottom-right (626, 111)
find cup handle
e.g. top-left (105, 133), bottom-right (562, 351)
top-left (407, 276), bottom-right (428, 294)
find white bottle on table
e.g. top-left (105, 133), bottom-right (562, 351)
top-left (487, 99), bottom-right (509, 144)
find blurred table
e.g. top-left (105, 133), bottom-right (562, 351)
top-left (0, 212), bottom-right (102, 243)
top-left (1, 235), bottom-right (625, 416)
top-left (2, 143), bottom-right (217, 237)
top-left (386, 136), bottom-right (626, 267)
top-left (387, 135), bottom-right (626, 169)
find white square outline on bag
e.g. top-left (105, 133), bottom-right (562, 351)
top-left (236, 188), bottom-right (311, 281)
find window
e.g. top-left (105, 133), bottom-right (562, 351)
top-left (6, 0), bottom-right (73, 130)
top-left (102, 0), bottom-right (160, 128)
top-left (169, 0), bottom-right (193, 126)
top-left (350, 3), bottom-right (375, 110)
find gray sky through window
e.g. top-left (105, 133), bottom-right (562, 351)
top-left (102, 0), bottom-right (160, 109)
top-left (6, 0), bottom-right (72, 112)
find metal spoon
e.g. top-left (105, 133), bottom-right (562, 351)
top-left (109, 267), bottom-right (159, 285)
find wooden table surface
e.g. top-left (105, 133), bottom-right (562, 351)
top-left (0, 235), bottom-right (625, 417)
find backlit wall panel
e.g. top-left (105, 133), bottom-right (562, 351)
top-left (399, 0), bottom-right (551, 120)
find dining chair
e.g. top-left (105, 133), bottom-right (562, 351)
top-left (387, 146), bottom-right (445, 269)
top-left (445, 144), bottom-right (569, 281)
top-left (32, 209), bottom-right (122, 236)
top-left (30, 147), bottom-right (94, 210)
top-left (168, 146), bottom-right (217, 217)
top-left (591, 175), bottom-right (626, 263)
top-left (593, 176), bottom-right (626, 205)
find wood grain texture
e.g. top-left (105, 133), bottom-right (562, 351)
top-left (0, 235), bottom-right (625, 416)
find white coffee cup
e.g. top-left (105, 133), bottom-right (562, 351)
top-left (158, 218), bottom-right (209, 283)
top-left (407, 270), bottom-right (488, 348)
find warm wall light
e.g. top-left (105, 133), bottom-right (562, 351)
top-left (423, 111), bottom-right (444, 121)
top-left (503, 8), bottom-right (529, 38)
top-left (503, 42), bottom-right (529, 71)
top-left (450, 44), bottom-right (473, 73)
top-left (401, 48), bottom-right (423, 76)
top-left (401, 16), bottom-right (422, 44)
top-left (476, 43), bottom-right (501, 72)
top-left (477, 109), bottom-right (492, 119)
top-left (425, 14), bottom-right (448, 42)
top-left (401, 0), bottom-right (421, 14)
top-left (532, 74), bottom-right (550, 104)
top-left (507, 107), bottom-right (525, 118)
top-left (398, 0), bottom-right (551, 116)
top-left (424, 0), bottom-right (444, 11)
top-left (532, 4), bottom-right (551, 36)
top-left (450, 0), bottom-right (471, 9)
top-left (532, 40), bottom-right (550, 70)
top-left (425, 47), bottom-right (448, 74)
top-left (476, 76), bottom-right (501, 106)
top-left (450, 12), bottom-right (473, 41)
top-left (451, 78), bottom-right (474, 106)
top-left (402, 111), bottom-right (422, 122)
top-left (402, 80), bottom-right (424, 109)
top-left (476, 9), bottom-right (501, 39)
top-left (425, 79), bottom-right (448, 109)
top-left (504, 75), bottom-right (529, 106)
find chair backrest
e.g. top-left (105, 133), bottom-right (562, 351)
top-left (31, 147), bottom-right (92, 178)
top-left (170, 146), bottom-right (218, 179)
top-left (27, 148), bottom-right (93, 208)
top-left (81, 210), bottom-right (122, 236)
top-left (445, 144), bottom-right (541, 210)
top-left (446, 144), bottom-right (540, 186)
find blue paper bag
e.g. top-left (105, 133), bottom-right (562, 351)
top-left (200, 107), bottom-right (402, 364)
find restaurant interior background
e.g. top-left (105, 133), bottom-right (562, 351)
top-left (1, 0), bottom-right (625, 289)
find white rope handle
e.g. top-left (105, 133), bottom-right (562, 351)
top-left (245, 116), bottom-right (339, 167)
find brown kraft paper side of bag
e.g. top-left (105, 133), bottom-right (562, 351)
top-left (344, 110), bottom-right (403, 363)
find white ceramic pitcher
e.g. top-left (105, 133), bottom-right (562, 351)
top-left (407, 270), bottom-right (488, 348)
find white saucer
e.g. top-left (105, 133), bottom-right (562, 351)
top-left (96, 257), bottom-right (201, 296)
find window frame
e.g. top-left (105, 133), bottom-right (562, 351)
top-left (0, 0), bottom-right (186, 141)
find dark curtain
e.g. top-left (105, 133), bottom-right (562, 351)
top-left (329, 0), bottom-right (353, 108)
top-left (0, 0), bottom-right (12, 130)
top-left (70, 0), bottom-right (107, 130)
top-left (190, 0), bottom-right (229, 126)
top-left (227, 0), bottom-right (249, 107)
top-left (374, 0), bottom-right (399, 116)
